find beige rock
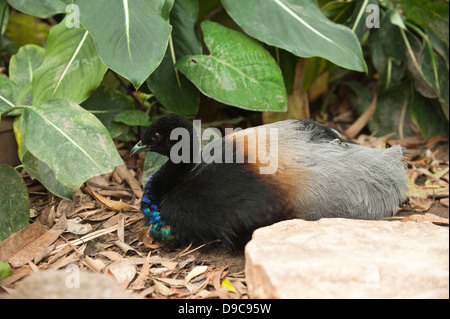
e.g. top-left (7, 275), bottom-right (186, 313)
top-left (245, 218), bottom-right (449, 299)
top-left (1, 268), bottom-right (141, 299)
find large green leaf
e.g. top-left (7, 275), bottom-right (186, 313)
top-left (0, 164), bottom-right (29, 241)
top-left (77, 0), bottom-right (172, 89)
top-left (7, 0), bottom-right (68, 18)
top-left (32, 18), bottom-right (107, 106)
top-left (222, 0), bottom-right (366, 72)
top-left (146, 0), bottom-right (201, 117)
top-left (21, 98), bottom-right (123, 189)
top-left (9, 44), bottom-right (45, 90)
top-left (176, 21), bottom-right (287, 111)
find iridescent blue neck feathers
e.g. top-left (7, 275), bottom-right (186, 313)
top-left (142, 175), bottom-right (172, 240)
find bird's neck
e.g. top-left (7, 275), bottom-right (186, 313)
top-left (149, 158), bottom-right (196, 204)
top-left (146, 123), bottom-right (199, 204)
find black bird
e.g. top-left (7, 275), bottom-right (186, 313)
top-left (131, 114), bottom-right (407, 251)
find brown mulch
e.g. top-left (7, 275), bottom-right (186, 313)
top-left (0, 134), bottom-right (448, 299)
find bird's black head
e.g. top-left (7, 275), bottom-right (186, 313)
top-left (130, 113), bottom-right (193, 157)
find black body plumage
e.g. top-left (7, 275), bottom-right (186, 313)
top-left (132, 114), bottom-right (407, 252)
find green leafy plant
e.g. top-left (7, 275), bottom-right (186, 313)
top-left (320, 0), bottom-right (448, 139)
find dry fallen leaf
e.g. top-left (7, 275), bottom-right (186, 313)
top-left (66, 217), bottom-right (93, 235)
top-left (231, 278), bottom-right (247, 297)
top-left (40, 205), bottom-right (55, 227)
top-left (401, 213), bottom-right (449, 225)
top-left (86, 174), bottom-right (110, 188)
top-left (47, 244), bottom-right (75, 265)
top-left (156, 277), bottom-right (185, 288)
top-left (114, 240), bottom-right (143, 257)
top-left (0, 222), bottom-right (46, 262)
top-left (139, 286), bottom-right (155, 298)
top-left (130, 253), bottom-right (152, 290)
top-left (408, 193), bottom-right (433, 212)
top-left (114, 164), bottom-right (143, 199)
top-left (117, 214), bottom-right (125, 242)
top-left (203, 287), bottom-right (230, 299)
top-left (84, 185), bottom-right (139, 212)
top-left (8, 215), bottom-right (67, 268)
top-left (98, 189), bottom-right (133, 198)
top-left (107, 260), bottom-right (137, 285)
top-left (152, 278), bottom-right (173, 296)
top-left (185, 266), bottom-right (208, 284)
top-left (84, 255), bottom-right (107, 273)
top-left (206, 267), bottom-right (227, 291)
top-left (49, 251), bottom-right (82, 271)
top-left (99, 250), bottom-right (123, 262)
top-left (149, 267), bottom-right (168, 276)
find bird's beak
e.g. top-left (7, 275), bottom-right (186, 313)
top-left (130, 141), bottom-right (150, 157)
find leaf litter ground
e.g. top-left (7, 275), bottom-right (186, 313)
top-left (0, 134), bottom-right (448, 299)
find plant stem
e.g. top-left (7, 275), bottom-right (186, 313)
top-left (404, 20), bottom-right (440, 91)
top-left (399, 27), bottom-right (424, 78)
top-left (168, 29), bottom-right (182, 90)
top-left (385, 56), bottom-right (392, 91)
top-left (398, 86), bottom-right (410, 141)
top-left (352, 0), bottom-right (369, 32)
top-left (275, 47), bottom-right (281, 66)
top-left (0, 106), bottom-right (30, 121)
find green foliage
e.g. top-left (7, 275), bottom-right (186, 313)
top-left (32, 18), bottom-right (107, 106)
top-left (77, 0), bottom-right (172, 89)
top-left (222, 0), bottom-right (367, 72)
top-left (176, 21), bottom-right (287, 111)
top-left (146, 0), bottom-right (201, 117)
top-left (21, 99), bottom-right (123, 189)
top-left (0, 164), bottom-right (29, 241)
top-left (341, 0), bottom-right (449, 138)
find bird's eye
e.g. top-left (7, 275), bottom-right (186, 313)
top-left (151, 132), bottom-right (161, 143)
